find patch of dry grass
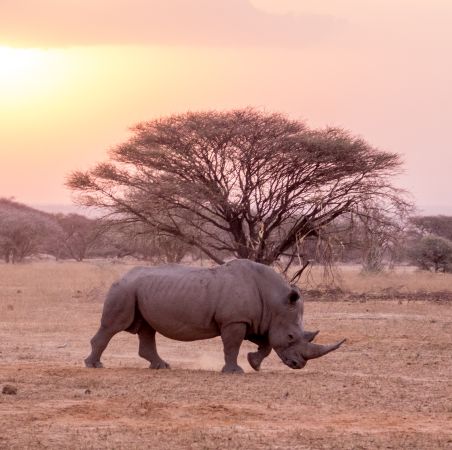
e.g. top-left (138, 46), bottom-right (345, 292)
top-left (0, 261), bottom-right (131, 332)
top-left (297, 264), bottom-right (452, 295)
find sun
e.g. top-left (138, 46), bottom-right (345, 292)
top-left (0, 46), bottom-right (44, 76)
top-left (0, 46), bottom-right (65, 104)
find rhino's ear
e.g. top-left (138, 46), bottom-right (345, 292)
top-left (288, 290), bottom-right (300, 304)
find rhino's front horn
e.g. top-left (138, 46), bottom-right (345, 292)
top-left (299, 338), bottom-right (346, 360)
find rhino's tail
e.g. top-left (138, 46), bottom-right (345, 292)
top-left (125, 296), bottom-right (144, 334)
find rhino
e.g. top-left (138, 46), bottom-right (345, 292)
top-left (85, 259), bottom-right (345, 373)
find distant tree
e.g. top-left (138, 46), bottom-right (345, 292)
top-left (288, 204), bottom-right (409, 275)
top-left (67, 108), bottom-right (410, 268)
top-left (408, 235), bottom-right (452, 272)
top-left (0, 198), bottom-right (59, 263)
top-left (152, 233), bottom-right (190, 263)
top-left (409, 215), bottom-right (452, 241)
top-left (54, 213), bottom-right (106, 261)
top-left (100, 224), bottom-right (190, 263)
top-left (354, 202), bottom-right (409, 272)
top-left (92, 226), bottom-right (140, 259)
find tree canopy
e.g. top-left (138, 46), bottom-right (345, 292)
top-left (67, 108), bottom-right (408, 266)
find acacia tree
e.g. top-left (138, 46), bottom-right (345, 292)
top-left (67, 109), bottom-right (409, 266)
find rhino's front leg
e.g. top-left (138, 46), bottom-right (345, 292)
top-left (247, 341), bottom-right (272, 371)
top-left (220, 323), bottom-right (247, 374)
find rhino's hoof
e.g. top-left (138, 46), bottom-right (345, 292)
top-left (221, 365), bottom-right (245, 374)
top-left (150, 361), bottom-right (170, 369)
top-left (247, 352), bottom-right (261, 371)
top-left (85, 360), bottom-right (104, 368)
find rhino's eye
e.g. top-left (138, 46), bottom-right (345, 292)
top-left (288, 291), bottom-right (299, 304)
top-left (288, 334), bottom-right (295, 341)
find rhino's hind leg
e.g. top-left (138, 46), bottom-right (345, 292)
top-left (85, 326), bottom-right (117, 368)
top-left (247, 342), bottom-right (271, 371)
top-left (138, 323), bottom-right (170, 369)
top-left (220, 323), bottom-right (247, 374)
top-left (85, 281), bottom-right (137, 368)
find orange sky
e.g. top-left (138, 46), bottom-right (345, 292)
top-left (1, 0), bottom-right (451, 213)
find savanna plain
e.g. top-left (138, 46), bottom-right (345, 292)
top-left (0, 261), bottom-right (451, 449)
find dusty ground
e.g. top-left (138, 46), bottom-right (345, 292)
top-left (0, 262), bottom-right (451, 449)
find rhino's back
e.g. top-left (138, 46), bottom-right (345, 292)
top-left (128, 265), bottom-right (232, 341)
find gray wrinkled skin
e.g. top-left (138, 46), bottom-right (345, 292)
top-left (85, 259), bottom-right (345, 373)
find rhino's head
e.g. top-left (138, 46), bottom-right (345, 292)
top-left (267, 285), bottom-right (345, 369)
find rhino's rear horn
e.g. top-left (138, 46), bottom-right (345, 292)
top-left (302, 330), bottom-right (319, 342)
top-left (301, 338), bottom-right (346, 360)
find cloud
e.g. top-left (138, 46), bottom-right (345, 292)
top-left (0, 0), bottom-right (346, 48)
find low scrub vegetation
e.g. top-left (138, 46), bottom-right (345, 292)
top-left (2, 197), bottom-right (452, 277)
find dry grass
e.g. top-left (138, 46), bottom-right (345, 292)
top-left (0, 261), bottom-right (451, 449)
top-left (297, 264), bottom-right (452, 295)
top-left (0, 261), bottom-right (129, 333)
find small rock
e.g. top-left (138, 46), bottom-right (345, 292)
top-left (16, 290), bottom-right (22, 294)
top-left (7, 304), bottom-right (14, 311)
top-left (284, 391), bottom-right (289, 398)
top-left (2, 385), bottom-right (17, 395)
top-left (72, 290), bottom-right (84, 299)
top-left (84, 389), bottom-right (91, 395)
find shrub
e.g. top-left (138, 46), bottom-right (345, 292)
top-left (408, 235), bottom-right (452, 272)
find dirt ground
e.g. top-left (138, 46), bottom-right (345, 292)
top-left (0, 262), bottom-right (451, 449)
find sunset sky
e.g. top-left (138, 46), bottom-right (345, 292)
top-left (1, 0), bottom-right (451, 213)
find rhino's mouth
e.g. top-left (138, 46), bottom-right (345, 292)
top-left (281, 355), bottom-right (307, 369)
